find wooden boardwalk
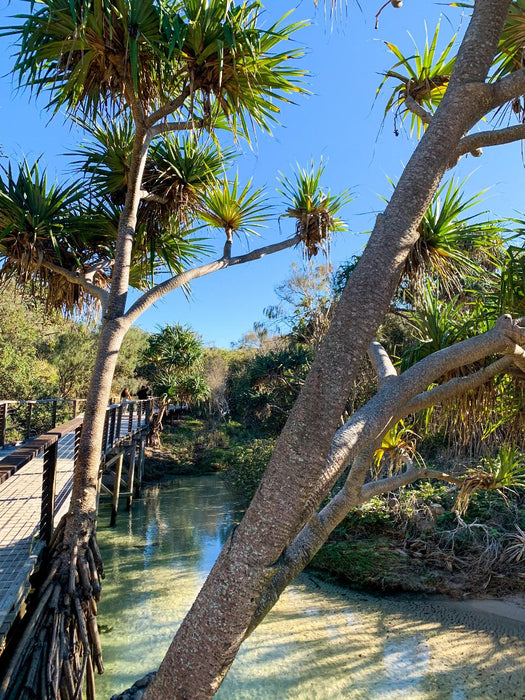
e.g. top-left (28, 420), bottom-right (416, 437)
top-left (0, 400), bottom-right (153, 649)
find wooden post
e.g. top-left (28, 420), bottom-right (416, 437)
top-left (102, 410), bottom-right (109, 451)
top-left (72, 399), bottom-right (78, 418)
top-left (40, 440), bottom-right (58, 544)
top-left (116, 404), bottom-right (123, 441)
top-left (25, 402), bottom-right (33, 440)
top-left (110, 452), bottom-right (124, 527)
top-left (109, 407), bottom-right (117, 447)
top-left (127, 402), bottom-right (134, 434)
top-left (0, 402), bottom-right (7, 447)
top-left (126, 443), bottom-right (137, 510)
top-left (137, 401), bottom-right (143, 429)
top-left (135, 437), bottom-right (146, 498)
top-left (51, 399), bottom-right (57, 429)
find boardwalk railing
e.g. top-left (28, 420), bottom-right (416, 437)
top-left (0, 398), bottom-right (86, 447)
top-left (0, 398), bottom-right (156, 648)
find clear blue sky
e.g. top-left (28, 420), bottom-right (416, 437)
top-left (0, 1), bottom-right (523, 347)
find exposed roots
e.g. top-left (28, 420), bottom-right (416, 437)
top-left (0, 521), bottom-right (105, 700)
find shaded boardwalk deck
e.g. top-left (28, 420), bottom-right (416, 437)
top-left (0, 400), bottom-right (153, 649)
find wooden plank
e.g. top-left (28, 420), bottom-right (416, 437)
top-left (0, 415), bottom-right (84, 473)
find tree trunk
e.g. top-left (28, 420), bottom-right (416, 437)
top-left (144, 2), bottom-right (511, 697)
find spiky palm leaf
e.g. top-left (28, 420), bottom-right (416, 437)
top-left (377, 21), bottom-right (457, 137)
top-left (200, 174), bottom-right (269, 243)
top-left (142, 134), bottom-right (233, 226)
top-left (402, 179), bottom-right (505, 298)
top-left (9, 0), bottom-right (174, 118)
top-left (456, 445), bottom-right (525, 514)
top-left (493, 0), bottom-right (525, 83)
top-left (175, 1), bottom-right (308, 134)
top-left (99, 202), bottom-right (211, 289)
top-left (0, 161), bottom-right (112, 313)
top-left (70, 118), bottom-right (135, 205)
top-left (278, 160), bottom-right (351, 259)
top-left (72, 118), bottom-right (233, 215)
top-left (7, 0), bottom-right (307, 132)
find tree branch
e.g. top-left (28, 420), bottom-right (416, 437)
top-left (151, 119), bottom-right (203, 138)
top-left (124, 235), bottom-right (301, 326)
top-left (404, 355), bottom-right (514, 414)
top-left (456, 123), bottom-right (525, 160)
top-left (360, 466), bottom-right (463, 501)
top-left (40, 260), bottom-right (109, 307)
top-left (298, 315), bottom-right (522, 528)
top-left (404, 93), bottom-right (432, 125)
top-left (139, 190), bottom-right (167, 204)
top-left (146, 87), bottom-right (191, 127)
top-left (368, 340), bottom-right (397, 387)
top-left (489, 66), bottom-right (525, 110)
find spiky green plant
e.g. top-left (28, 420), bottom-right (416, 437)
top-left (373, 419), bottom-right (419, 478)
top-left (0, 161), bottom-right (112, 313)
top-left (278, 160), bottom-right (351, 259)
top-left (200, 174), bottom-right (269, 246)
top-left (377, 21), bottom-right (457, 137)
top-left (8, 0), bottom-right (308, 132)
top-left (402, 179), bottom-right (505, 298)
top-left (456, 445), bottom-right (525, 514)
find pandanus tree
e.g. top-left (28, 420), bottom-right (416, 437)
top-left (140, 4), bottom-right (525, 698)
top-left (2, 1), bottom-right (525, 699)
top-left (140, 324), bottom-right (210, 447)
top-left (0, 1), bottom-right (340, 697)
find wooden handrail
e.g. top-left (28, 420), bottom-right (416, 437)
top-left (0, 415), bottom-right (84, 472)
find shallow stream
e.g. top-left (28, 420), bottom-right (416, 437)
top-left (95, 475), bottom-right (525, 699)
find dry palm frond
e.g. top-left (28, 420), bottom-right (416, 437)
top-left (455, 469), bottom-right (496, 515)
top-left (500, 525), bottom-right (525, 563)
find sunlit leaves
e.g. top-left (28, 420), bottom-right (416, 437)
top-left (278, 160), bottom-right (351, 258)
top-left (377, 21), bottom-right (457, 138)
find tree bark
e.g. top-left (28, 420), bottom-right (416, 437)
top-left (144, 2), bottom-right (514, 697)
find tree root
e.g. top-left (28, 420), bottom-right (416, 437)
top-left (0, 520), bottom-right (105, 700)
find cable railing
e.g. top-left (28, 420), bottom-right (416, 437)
top-left (0, 398), bottom-right (86, 448)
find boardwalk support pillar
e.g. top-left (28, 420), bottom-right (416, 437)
top-left (40, 440), bottom-right (58, 545)
top-left (135, 437), bottom-right (146, 499)
top-left (110, 453), bottom-right (124, 527)
top-left (126, 443), bottom-right (137, 511)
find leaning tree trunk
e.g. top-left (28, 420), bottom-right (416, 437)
top-left (144, 3), bottom-right (510, 697)
top-left (0, 126), bottom-right (150, 699)
top-left (147, 401), bottom-right (167, 448)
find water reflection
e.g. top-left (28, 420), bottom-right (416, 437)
top-left (95, 476), bottom-right (525, 700)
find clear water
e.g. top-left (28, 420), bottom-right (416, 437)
top-left (95, 476), bottom-right (525, 700)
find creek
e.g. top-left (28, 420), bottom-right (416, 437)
top-left (95, 475), bottom-right (525, 700)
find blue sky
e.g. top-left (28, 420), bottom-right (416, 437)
top-left (0, 1), bottom-right (523, 347)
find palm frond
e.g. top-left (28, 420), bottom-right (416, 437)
top-left (377, 21), bottom-right (457, 137)
top-left (199, 174), bottom-right (269, 242)
top-left (278, 160), bottom-right (352, 258)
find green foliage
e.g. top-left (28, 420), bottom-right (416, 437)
top-left (0, 161), bottom-right (111, 314)
top-left (278, 160), bottom-right (352, 258)
top-left (480, 445), bottom-right (525, 492)
top-left (377, 21), bottom-right (457, 137)
top-left (222, 437), bottom-right (275, 502)
top-left (8, 0), bottom-right (307, 131)
top-left (402, 179), bottom-right (505, 299)
top-left (229, 343), bottom-right (312, 435)
top-left (200, 174), bottom-right (269, 241)
top-left (112, 326), bottom-right (150, 395)
top-left (264, 262), bottom-right (333, 350)
top-left (140, 324), bottom-right (210, 407)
